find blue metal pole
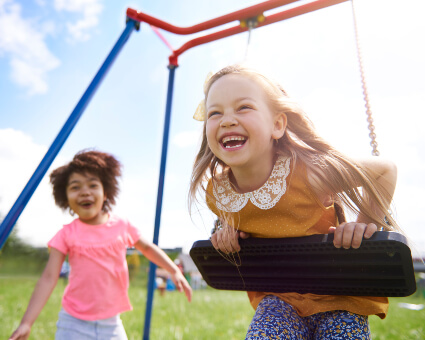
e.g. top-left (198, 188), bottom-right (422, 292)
top-left (143, 64), bottom-right (177, 340)
top-left (0, 19), bottom-right (138, 250)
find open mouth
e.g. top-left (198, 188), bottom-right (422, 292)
top-left (80, 201), bottom-right (93, 208)
top-left (221, 136), bottom-right (247, 149)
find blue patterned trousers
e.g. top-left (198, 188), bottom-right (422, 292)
top-left (246, 295), bottom-right (371, 339)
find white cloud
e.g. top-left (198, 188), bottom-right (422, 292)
top-left (0, 0), bottom-right (60, 95)
top-left (10, 59), bottom-right (49, 94)
top-left (54, 0), bottom-right (103, 42)
top-left (173, 130), bottom-right (202, 148)
top-left (0, 0), bottom-right (103, 94)
top-left (0, 128), bottom-right (47, 185)
top-left (0, 129), bottom-right (70, 246)
top-left (160, 208), bottom-right (211, 252)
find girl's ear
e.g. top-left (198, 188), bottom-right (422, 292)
top-left (272, 113), bottom-right (287, 140)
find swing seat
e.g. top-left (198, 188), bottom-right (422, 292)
top-left (189, 231), bottom-right (416, 297)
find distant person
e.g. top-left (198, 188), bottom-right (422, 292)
top-left (189, 65), bottom-right (401, 339)
top-left (59, 260), bottom-right (70, 283)
top-left (9, 150), bottom-right (192, 340)
top-left (155, 268), bottom-right (169, 297)
top-left (174, 258), bottom-right (184, 273)
top-left (155, 276), bottom-right (167, 296)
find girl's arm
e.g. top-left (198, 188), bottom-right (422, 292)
top-left (353, 156), bottom-right (397, 220)
top-left (324, 157), bottom-right (397, 249)
top-left (134, 237), bottom-right (192, 302)
top-left (9, 248), bottom-right (65, 340)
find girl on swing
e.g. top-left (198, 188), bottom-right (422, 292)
top-left (189, 64), bottom-right (400, 339)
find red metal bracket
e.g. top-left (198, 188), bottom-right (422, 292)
top-left (126, 0), bottom-right (348, 66)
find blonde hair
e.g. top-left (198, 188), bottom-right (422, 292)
top-left (189, 64), bottom-right (400, 232)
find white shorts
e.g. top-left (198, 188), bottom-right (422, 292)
top-left (55, 308), bottom-right (128, 340)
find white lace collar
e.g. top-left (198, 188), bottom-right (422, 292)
top-left (213, 156), bottom-right (291, 212)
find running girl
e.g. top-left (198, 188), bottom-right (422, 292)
top-left (10, 150), bottom-right (192, 340)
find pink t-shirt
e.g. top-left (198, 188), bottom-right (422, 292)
top-left (48, 214), bottom-right (140, 321)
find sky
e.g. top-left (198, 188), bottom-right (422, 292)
top-left (0, 0), bottom-right (424, 256)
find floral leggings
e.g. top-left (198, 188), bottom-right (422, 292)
top-left (246, 295), bottom-right (371, 339)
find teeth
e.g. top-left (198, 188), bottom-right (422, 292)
top-left (221, 136), bottom-right (246, 149)
top-left (222, 136), bottom-right (246, 143)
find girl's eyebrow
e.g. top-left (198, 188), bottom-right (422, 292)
top-left (236, 96), bottom-right (254, 102)
top-left (207, 96), bottom-right (254, 109)
top-left (233, 96), bottom-right (255, 105)
top-left (67, 177), bottom-right (100, 186)
top-left (68, 179), bottom-right (81, 185)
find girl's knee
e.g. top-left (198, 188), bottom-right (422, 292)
top-left (246, 296), bottom-right (308, 340)
top-left (314, 311), bottom-right (370, 339)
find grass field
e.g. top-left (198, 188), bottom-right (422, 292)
top-left (1, 275), bottom-right (424, 339)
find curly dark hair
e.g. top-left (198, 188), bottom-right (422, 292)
top-left (50, 149), bottom-right (122, 212)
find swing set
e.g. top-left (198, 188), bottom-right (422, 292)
top-left (0, 1), bottom-right (416, 339)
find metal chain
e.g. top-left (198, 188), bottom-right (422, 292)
top-left (351, 0), bottom-right (380, 156)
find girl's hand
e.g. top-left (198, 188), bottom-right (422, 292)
top-left (210, 225), bottom-right (250, 254)
top-left (9, 323), bottom-right (31, 340)
top-left (133, 239), bottom-right (193, 302)
top-left (329, 222), bottom-right (377, 249)
top-left (170, 271), bottom-right (193, 302)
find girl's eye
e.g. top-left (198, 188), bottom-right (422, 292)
top-left (207, 111), bottom-right (221, 118)
top-left (239, 105), bottom-right (252, 111)
top-left (69, 186), bottom-right (79, 191)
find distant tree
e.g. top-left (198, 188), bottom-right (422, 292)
top-left (127, 252), bottom-right (141, 281)
top-left (0, 214), bottom-right (33, 255)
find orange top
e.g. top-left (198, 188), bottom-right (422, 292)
top-left (206, 156), bottom-right (388, 318)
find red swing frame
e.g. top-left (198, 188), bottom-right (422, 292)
top-left (126, 0), bottom-right (348, 66)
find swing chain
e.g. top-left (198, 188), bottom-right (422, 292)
top-left (245, 21), bottom-right (254, 61)
top-left (351, 0), bottom-right (380, 156)
top-left (240, 14), bottom-right (265, 62)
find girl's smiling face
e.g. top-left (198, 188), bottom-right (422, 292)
top-left (66, 172), bottom-right (108, 225)
top-left (205, 74), bottom-right (286, 174)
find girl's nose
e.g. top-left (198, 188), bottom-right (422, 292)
top-left (80, 186), bottom-right (90, 195)
top-left (220, 113), bottom-right (238, 128)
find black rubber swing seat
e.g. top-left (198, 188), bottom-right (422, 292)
top-left (189, 231), bottom-right (416, 297)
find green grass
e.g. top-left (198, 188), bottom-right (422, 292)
top-left (369, 293), bottom-right (425, 340)
top-left (0, 276), bottom-right (64, 339)
top-left (0, 276), bottom-right (254, 339)
top-left (1, 276), bottom-right (424, 339)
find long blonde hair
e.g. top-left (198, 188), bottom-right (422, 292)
top-left (189, 64), bottom-right (399, 232)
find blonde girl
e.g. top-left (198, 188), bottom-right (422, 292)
top-left (189, 65), bottom-right (399, 339)
top-left (10, 150), bottom-right (192, 340)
